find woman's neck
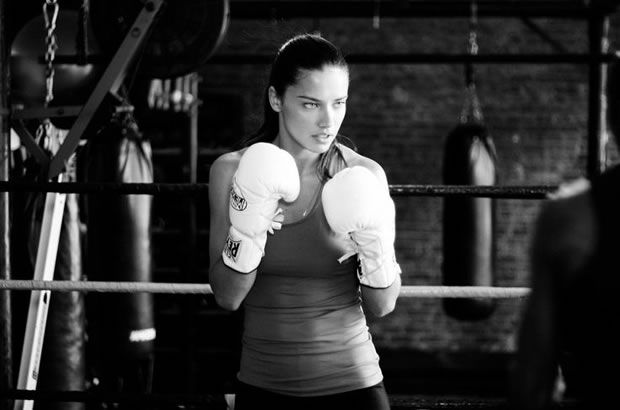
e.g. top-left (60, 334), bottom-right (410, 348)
top-left (272, 135), bottom-right (321, 177)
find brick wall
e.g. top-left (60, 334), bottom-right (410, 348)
top-left (132, 2), bottom-right (620, 395)
top-left (193, 10), bottom-right (620, 357)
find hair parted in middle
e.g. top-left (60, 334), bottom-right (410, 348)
top-left (241, 32), bottom-right (355, 181)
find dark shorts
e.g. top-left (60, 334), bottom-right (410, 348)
top-left (234, 381), bottom-right (391, 410)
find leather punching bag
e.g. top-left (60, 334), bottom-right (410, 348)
top-left (83, 109), bottom-right (155, 401)
top-left (442, 66), bottom-right (498, 321)
top-left (10, 10), bottom-right (104, 128)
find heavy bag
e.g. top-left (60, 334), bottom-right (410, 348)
top-left (4, 1), bottom-right (88, 46)
top-left (442, 86), bottom-right (498, 321)
top-left (83, 110), bottom-right (155, 396)
top-left (10, 130), bottom-right (85, 410)
top-left (10, 10), bottom-right (104, 126)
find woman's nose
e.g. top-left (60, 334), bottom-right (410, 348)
top-left (318, 107), bottom-right (334, 129)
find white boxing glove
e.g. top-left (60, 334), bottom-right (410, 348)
top-left (322, 166), bottom-right (401, 288)
top-left (222, 142), bottom-right (300, 273)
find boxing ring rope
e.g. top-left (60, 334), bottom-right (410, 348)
top-left (0, 389), bottom-right (582, 409)
top-left (0, 279), bottom-right (531, 298)
top-left (0, 180), bottom-right (540, 299)
top-left (0, 181), bottom-right (558, 199)
top-left (0, 179), bottom-right (537, 408)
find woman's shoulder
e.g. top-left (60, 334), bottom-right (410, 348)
top-left (208, 149), bottom-right (244, 185)
top-left (337, 143), bottom-right (388, 185)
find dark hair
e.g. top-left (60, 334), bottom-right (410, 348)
top-left (241, 33), bottom-right (355, 181)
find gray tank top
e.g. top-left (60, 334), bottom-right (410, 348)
top-left (238, 183), bottom-right (383, 396)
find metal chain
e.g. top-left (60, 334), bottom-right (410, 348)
top-left (76, 0), bottom-right (90, 64)
top-left (461, 0), bottom-right (482, 123)
top-left (468, 1), bottom-right (479, 56)
top-left (35, 118), bottom-right (52, 147)
top-left (373, 0), bottom-right (381, 30)
top-left (42, 0), bottom-right (59, 106)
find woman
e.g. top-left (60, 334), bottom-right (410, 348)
top-left (208, 33), bottom-right (401, 410)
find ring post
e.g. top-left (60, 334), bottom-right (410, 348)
top-left (14, 176), bottom-right (66, 410)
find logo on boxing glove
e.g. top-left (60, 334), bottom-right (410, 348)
top-left (230, 186), bottom-right (247, 211)
top-left (224, 235), bottom-right (241, 261)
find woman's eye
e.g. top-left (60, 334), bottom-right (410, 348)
top-left (335, 100), bottom-right (347, 107)
top-left (304, 102), bottom-right (319, 108)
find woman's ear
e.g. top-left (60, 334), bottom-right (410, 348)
top-left (268, 86), bottom-right (282, 112)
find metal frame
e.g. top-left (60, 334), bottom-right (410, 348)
top-left (219, 0), bottom-right (620, 178)
top-left (227, 0), bottom-right (619, 19)
top-left (207, 52), bottom-right (618, 64)
top-left (0, 1), bottom-right (12, 408)
top-left (219, 0), bottom-right (620, 176)
top-left (1, 1), bottom-right (165, 408)
top-left (13, 181), bottom-right (66, 410)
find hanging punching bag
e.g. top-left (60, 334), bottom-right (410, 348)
top-left (10, 126), bottom-right (86, 410)
top-left (9, 10), bottom-right (104, 111)
top-left (83, 108), bottom-right (155, 400)
top-left (442, 61), bottom-right (498, 321)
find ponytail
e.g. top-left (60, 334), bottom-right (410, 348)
top-left (319, 135), bottom-right (356, 182)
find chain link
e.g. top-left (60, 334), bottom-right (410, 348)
top-left (468, 31), bottom-right (478, 55)
top-left (42, 0), bottom-right (59, 106)
top-left (468, 1), bottom-right (479, 56)
top-left (35, 119), bottom-right (52, 148)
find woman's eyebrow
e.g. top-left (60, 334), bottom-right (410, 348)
top-left (297, 95), bottom-right (320, 101)
top-left (297, 95), bottom-right (348, 101)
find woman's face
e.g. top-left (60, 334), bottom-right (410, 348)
top-left (271, 65), bottom-right (349, 154)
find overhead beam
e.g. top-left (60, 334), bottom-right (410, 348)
top-left (206, 52), bottom-right (618, 65)
top-left (228, 1), bottom-right (620, 19)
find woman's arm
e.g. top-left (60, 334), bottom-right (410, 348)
top-left (208, 153), bottom-right (257, 311)
top-left (361, 274), bottom-right (401, 317)
top-left (352, 155), bottom-right (402, 317)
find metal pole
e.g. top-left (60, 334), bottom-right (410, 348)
top-left (587, 13), bottom-right (609, 177)
top-left (14, 182), bottom-right (67, 410)
top-left (184, 73), bottom-right (199, 392)
top-left (0, 0), bottom-right (14, 408)
top-left (228, 0), bottom-right (613, 19)
top-left (205, 52), bottom-right (618, 65)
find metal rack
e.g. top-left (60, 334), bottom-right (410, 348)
top-left (216, 0), bottom-right (619, 178)
top-left (229, 0), bottom-right (618, 19)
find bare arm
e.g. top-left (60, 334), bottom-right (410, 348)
top-left (355, 155), bottom-right (402, 317)
top-left (361, 274), bottom-right (401, 317)
top-left (208, 153), bottom-right (256, 311)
